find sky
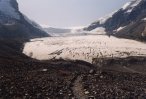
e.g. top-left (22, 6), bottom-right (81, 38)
top-left (17, 0), bottom-right (130, 28)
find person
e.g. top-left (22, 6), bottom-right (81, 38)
top-left (108, 33), bottom-right (111, 38)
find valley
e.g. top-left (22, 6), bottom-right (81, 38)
top-left (1, 0), bottom-right (146, 98)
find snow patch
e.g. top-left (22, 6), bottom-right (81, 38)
top-left (122, 2), bottom-right (132, 10)
top-left (142, 17), bottom-right (146, 21)
top-left (116, 26), bottom-right (126, 32)
top-left (98, 17), bottom-right (109, 24)
top-left (122, 0), bottom-right (142, 13)
top-left (0, 0), bottom-right (20, 19)
top-left (40, 24), bottom-right (51, 28)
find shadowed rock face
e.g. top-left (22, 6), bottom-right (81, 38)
top-left (0, 0), bottom-right (49, 39)
top-left (85, 0), bottom-right (146, 41)
top-left (10, 0), bottom-right (19, 11)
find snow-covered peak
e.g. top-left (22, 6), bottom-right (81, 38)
top-left (92, 0), bottom-right (143, 26)
top-left (0, 0), bottom-right (20, 19)
top-left (122, 0), bottom-right (142, 13)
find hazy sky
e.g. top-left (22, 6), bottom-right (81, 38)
top-left (17, 0), bottom-right (130, 28)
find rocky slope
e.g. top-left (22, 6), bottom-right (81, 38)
top-left (85, 0), bottom-right (146, 41)
top-left (1, 50), bottom-right (146, 99)
top-left (0, 0), bottom-right (49, 39)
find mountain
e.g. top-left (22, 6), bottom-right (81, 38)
top-left (85, 0), bottom-right (146, 41)
top-left (43, 27), bottom-right (71, 36)
top-left (44, 27), bottom-right (71, 33)
top-left (0, 0), bottom-right (49, 39)
top-left (43, 27), bottom-right (88, 36)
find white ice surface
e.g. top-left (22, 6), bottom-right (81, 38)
top-left (23, 35), bottom-right (146, 63)
top-left (89, 27), bottom-right (106, 34)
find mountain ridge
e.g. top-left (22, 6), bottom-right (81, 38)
top-left (0, 0), bottom-right (49, 39)
top-left (85, 0), bottom-right (146, 41)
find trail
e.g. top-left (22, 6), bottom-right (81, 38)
top-left (72, 75), bottom-right (88, 99)
top-left (123, 66), bottom-right (141, 73)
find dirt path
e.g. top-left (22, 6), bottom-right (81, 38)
top-left (72, 75), bottom-right (88, 99)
